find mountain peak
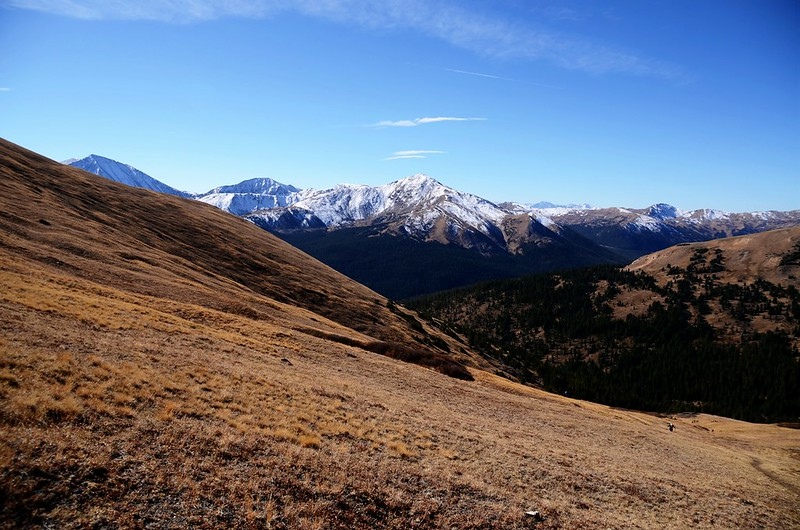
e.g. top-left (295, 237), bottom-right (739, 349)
top-left (69, 155), bottom-right (190, 198)
top-left (197, 177), bottom-right (300, 215)
top-left (396, 173), bottom-right (439, 184)
top-left (207, 177), bottom-right (300, 196)
top-left (645, 203), bottom-right (680, 219)
top-left (84, 154), bottom-right (135, 171)
top-left (386, 174), bottom-right (445, 195)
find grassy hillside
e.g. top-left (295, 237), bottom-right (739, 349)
top-left (0, 138), bottom-right (476, 377)
top-left (410, 229), bottom-right (800, 422)
top-left (2, 139), bottom-right (799, 528)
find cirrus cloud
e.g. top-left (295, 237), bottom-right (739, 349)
top-left (384, 150), bottom-right (444, 160)
top-left (1, 0), bottom-right (684, 79)
top-left (372, 116), bottom-right (486, 128)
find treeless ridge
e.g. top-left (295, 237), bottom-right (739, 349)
top-left (1, 138), bottom-right (798, 528)
top-left (627, 226), bottom-right (800, 288)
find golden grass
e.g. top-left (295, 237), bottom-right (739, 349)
top-left (3, 276), bottom-right (799, 528)
top-left (1, 139), bottom-right (798, 528)
top-left (628, 226), bottom-right (800, 289)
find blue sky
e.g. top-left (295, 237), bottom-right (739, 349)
top-left (1, 0), bottom-right (798, 211)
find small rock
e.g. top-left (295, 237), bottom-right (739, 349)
top-left (280, 358), bottom-right (293, 366)
top-left (525, 510), bottom-right (543, 521)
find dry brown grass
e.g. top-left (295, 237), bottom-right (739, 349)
top-left (621, 226), bottom-right (800, 343)
top-left (3, 266), bottom-right (799, 529)
top-left (1, 138), bottom-right (798, 528)
top-left (628, 226), bottom-right (800, 289)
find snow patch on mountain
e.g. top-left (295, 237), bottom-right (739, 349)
top-left (535, 206), bottom-right (593, 217)
top-left (629, 215), bottom-right (663, 231)
top-left (533, 213), bottom-right (558, 230)
top-left (683, 208), bottom-right (731, 222)
top-left (246, 207), bottom-right (325, 230)
top-left (292, 183), bottom-right (385, 225)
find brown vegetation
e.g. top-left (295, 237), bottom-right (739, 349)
top-left (1, 138), bottom-right (798, 528)
top-left (624, 226), bottom-right (800, 342)
top-left (627, 226), bottom-right (800, 288)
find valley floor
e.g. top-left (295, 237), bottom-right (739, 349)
top-left (2, 291), bottom-right (798, 529)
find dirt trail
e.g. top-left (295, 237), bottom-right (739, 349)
top-left (751, 457), bottom-right (800, 497)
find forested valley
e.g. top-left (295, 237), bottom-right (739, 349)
top-left (409, 246), bottom-right (800, 423)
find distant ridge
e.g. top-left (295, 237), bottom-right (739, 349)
top-left (66, 152), bottom-right (800, 298)
top-left (68, 155), bottom-right (191, 198)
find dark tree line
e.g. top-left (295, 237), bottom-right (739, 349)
top-left (410, 260), bottom-right (800, 423)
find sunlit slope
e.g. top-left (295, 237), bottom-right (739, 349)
top-left (0, 137), bottom-right (476, 371)
top-left (627, 225), bottom-right (800, 288)
top-left (1, 138), bottom-right (798, 529)
top-left (625, 225), bottom-right (800, 343)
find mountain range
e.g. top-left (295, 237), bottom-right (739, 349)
top-left (8, 137), bottom-right (800, 529)
top-left (66, 154), bottom-right (800, 299)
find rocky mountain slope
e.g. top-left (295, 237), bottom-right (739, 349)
top-left (4, 138), bottom-right (799, 529)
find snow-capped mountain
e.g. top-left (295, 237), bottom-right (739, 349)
top-left (67, 153), bottom-right (800, 297)
top-left (644, 203), bottom-right (681, 220)
top-left (527, 203), bottom-right (800, 260)
top-left (196, 178), bottom-right (300, 216)
top-left (293, 175), bottom-right (513, 250)
top-left (243, 174), bottom-right (573, 255)
top-left (67, 155), bottom-right (191, 198)
top-left (238, 173), bottom-right (799, 260)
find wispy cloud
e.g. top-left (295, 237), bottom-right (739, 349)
top-left (445, 68), bottom-right (560, 90)
top-left (384, 150), bottom-right (444, 160)
top-left (0, 87), bottom-right (11, 92)
top-left (372, 117), bottom-right (485, 128)
top-left (1, 0), bottom-right (277, 21)
top-left (2, 0), bottom-right (683, 79)
top-left (445, 68), bottom-right (514, 82)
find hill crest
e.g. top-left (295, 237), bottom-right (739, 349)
top-left (7, 139), bottom-right (477, 378)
